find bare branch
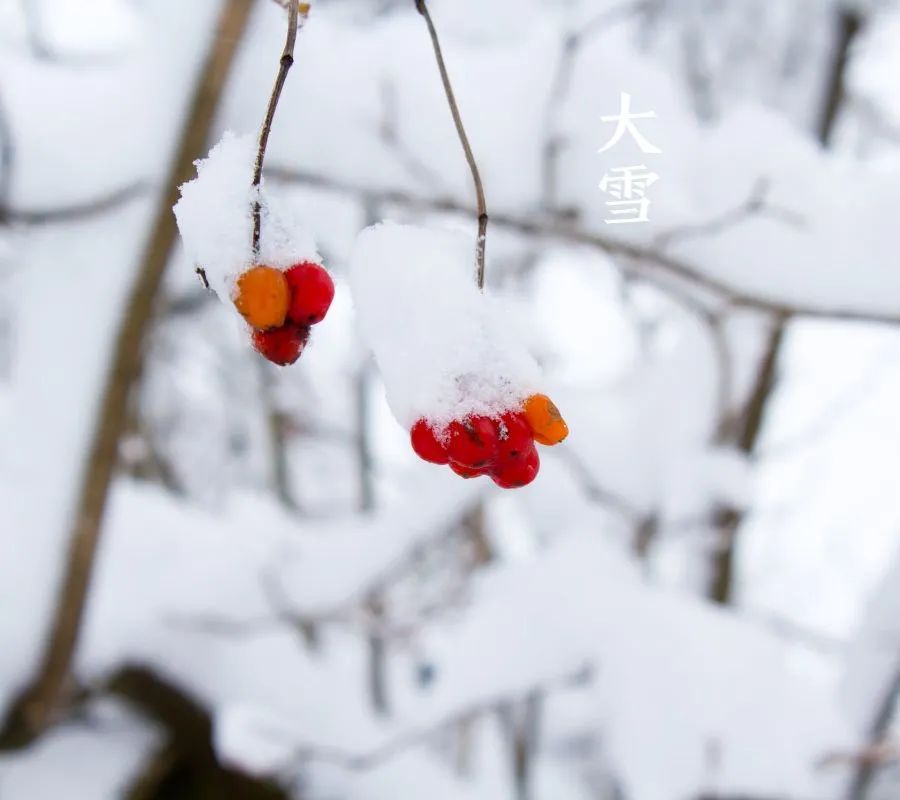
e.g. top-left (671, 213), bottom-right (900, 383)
top-left (414, 0), bottom-right (488, 288)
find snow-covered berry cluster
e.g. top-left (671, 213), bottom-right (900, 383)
top-left (233, 261), bottom-right (334, 366)
top-left (174, 133), bottom-right (333, 368)
top-left (350, 222), bottom-right (570, 491)
top-left (410, 394), bottom-right (568, 489)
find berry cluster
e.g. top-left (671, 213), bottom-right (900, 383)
top-left (233, 261), bottom-right (334, 365)
top-left (410, 394), bottom-right (568, 489)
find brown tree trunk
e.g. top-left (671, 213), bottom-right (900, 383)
top-left (0, 0), bottom-right (259, 748)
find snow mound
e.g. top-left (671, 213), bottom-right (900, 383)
top-left (350, 222), bottom-right (542, 429)
top-left (173, 132), bottom-right (319, 300)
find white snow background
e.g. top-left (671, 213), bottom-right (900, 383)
top-left (2, 0), bottom-right (900, 799)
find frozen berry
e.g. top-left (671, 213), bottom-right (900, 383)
top-left (234, 265), bottom-right (290, 330)
top-left (490, 444), bottom-right (539, 489)
top-left (411, 419), bottom-right (449, 464)
top-left (449, 461), bottom-right (486, 479)
top-left (447, 416), bottom-right (499, 469)
top-left (285, 261), bottom-right (335, 326)
top-left (497, 411), bottom-right (534, 463)
top-left (523, 394), bottom-right (569, 446)
top-left (252, 322), bottom-right (310, 366)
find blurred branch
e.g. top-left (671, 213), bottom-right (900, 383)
top-left (706, 313), bottom-right (788, 604)
top-left (169, 546), bottom-right (472, 646)
top-left (355, 359), bottom-right (376, 512)
top-left (555, 448), bottom-right (642, 523)
top-left (653, 178), bottom-right (804, 252)
top-left (20, 0), bottom-right (52, 60)
top-left (1, 182), bottom-right (148, 226)
top-left (257, 361), bottom-right (302, 514)
top-left (0, 91), bottom-right (13, 215)
top-left (252, 0), bottom-right (309, 254)
top-left (817, 10), bottom-right (862, 146)
top-left (678, 8), bottom-right (715, 123)
top-left (844, 665), bottom-right (900, 799)
top-left (378, 79), bottom-right (445, 189)
top-left (265, 166), bottom-right (900, 326)
top-left (414, 0), bottom-right (489, 289)
top-left (0, 0), bottom-right (260, 750)
top-left (285, 664), bottom-right (593, 772)
top-left (511, 690), bottom-right (542, 800)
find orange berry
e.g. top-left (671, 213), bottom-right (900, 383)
top-left (523, 394), bottom-right (569, 446)
top-left (234, 265), bottom-right (290, 330)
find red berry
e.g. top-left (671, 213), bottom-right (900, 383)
top-left (252, 322), bottom-right (310, 366)
top-left (449, 461), bottom-right (486, 479)
top-left (410, 419), bottom-right (449, 464)
top-left (496, 411), bottom-right (534, 464)
top-left (447, 416), bottom-right (499, 469)
top-left (284, 262), bottom-right (335, 326)
top-left (490, 443), bottom-right (539, 489)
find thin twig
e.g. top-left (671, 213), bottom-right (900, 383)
top-left (414, 0), bottom-right (488, 288)
top-left (251, 1), bottom-right (308, 254)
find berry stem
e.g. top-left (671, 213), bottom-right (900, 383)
top-left (252, 1), bottom-right (310, 254)
top-left (414, 0), bottom-right (489, 289)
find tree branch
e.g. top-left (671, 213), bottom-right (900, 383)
top-left (264, 166), bottom-right (900, 327)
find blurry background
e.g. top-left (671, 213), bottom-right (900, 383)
top-left (2, 0), bottom-right (900, 798)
